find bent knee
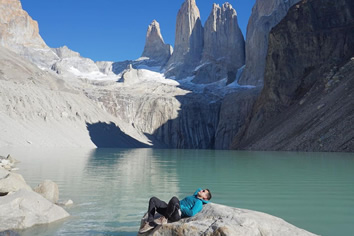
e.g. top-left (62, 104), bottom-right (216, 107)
top-left (149, 196), bottom-right (161, 204)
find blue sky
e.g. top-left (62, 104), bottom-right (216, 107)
top-left (21, 0), bottom-right (255, 62)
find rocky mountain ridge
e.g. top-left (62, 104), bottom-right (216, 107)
top-left (165, 0), bottom-right (245, 85)
top-left (0, 0), bottom-right (352, 152)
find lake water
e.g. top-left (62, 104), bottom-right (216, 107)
top-left (1, 148), bottom-right (353, 236)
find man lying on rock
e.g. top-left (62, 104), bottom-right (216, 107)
top-left (139, 188), bottom-right (212, 234)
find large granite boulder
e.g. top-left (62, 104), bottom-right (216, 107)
top-left (140, 203), bottom-right (318, 236)
top-left (165, 0), bottom-right (204, 79)
top-left (0, 189), bottom-right (69, 231)
top-left (194, 3), bottom-right (245, 84)
top-left (141, 20), bottom-right (172, 66)
top-left (0, 168), bottom-right (32, 194)
top-left (34, 180), bottom-right (59, 204)
top-left (238, 0), bottom-right (301, 86)
top-left (233, 0), bottom-right (354, 152)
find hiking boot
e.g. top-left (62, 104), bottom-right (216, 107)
top-left (154, 216), bottom-right (168, 225)
top-left (139, 222), bottom-right (156, 234)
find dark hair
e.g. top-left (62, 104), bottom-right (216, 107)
top-left (205, 189), bottom-right (212, 200)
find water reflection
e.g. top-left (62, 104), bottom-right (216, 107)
top-left (82, 148), bottom-right (180, 232)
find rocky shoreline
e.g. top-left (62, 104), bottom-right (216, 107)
top-left (0, 154), bottom-right (71, 232)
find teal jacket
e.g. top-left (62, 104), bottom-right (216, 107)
top-left (180, 188), bottom-right (209, 218)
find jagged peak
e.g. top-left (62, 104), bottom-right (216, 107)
top-left (141, 20), bottom-right (172, 64)
top-left (222, 2), bottom-right (236, 13)
top-left (209, 2), bottom-right (237, 17)
top-left (150, 19), bottom-right (159, 27)
top-left (146, 19), bottom-right (164, 43)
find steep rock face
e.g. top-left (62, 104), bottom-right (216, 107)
top-left (215, 88), bottom-right (261, 149)
top-left (193, 3), bottom-right (245, 84)
top-left (233, 0), bottom-right (354, 152)
top-left (90, 67), bottom-right (221, 149)
top-left (141, 20), bottom-right (172, 66)
top-left (165, 0), bottom-right (204, 79)
top-left (0, 0), bottom-right (58, 68)
top-left (153, 93), bottom-right (221, 149)
top-left (238, 0), bottom-right (301, 86)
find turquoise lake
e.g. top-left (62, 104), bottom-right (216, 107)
top-left (2, 148), bottom-right (354, 236)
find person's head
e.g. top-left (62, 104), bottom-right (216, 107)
top-left (198, 189), bottom-right (212, 201)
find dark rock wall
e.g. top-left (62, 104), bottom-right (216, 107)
top-left (153, 93), bottom-right (221, 149)
top-left (232, 0), bottom-right (354, 152)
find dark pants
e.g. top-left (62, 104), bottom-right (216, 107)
top-left (147, 196), bottom-right (181, 223)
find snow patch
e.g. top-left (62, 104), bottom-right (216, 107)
top-left (194, 62), bottom-right (211, 71)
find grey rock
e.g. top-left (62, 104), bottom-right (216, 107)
top-left (0, 189), bottom-right (69, 231)
top-left (141, 20), bottom-right (172, 66)
top-left (165, 0), bottom-right (204, 79)
top-left (57, 199), bottom-right (74, 206)
top-left (238, 0), bottom-right (301, 86)
top-left (194, 3), bottom-right (245, 84)
top-left (141, 203), bottom-right (318, 236)
top-left (34, 180), bottom-right (59, 204)
top-left (0, 169), bottom-right (32, 194)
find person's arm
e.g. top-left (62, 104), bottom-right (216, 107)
top-left (180, 199), bottom-right (203, 217)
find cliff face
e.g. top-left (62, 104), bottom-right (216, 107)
top-left (193, 3), bottom-right (245, 84)
top-left (238, 0), bottom-right (301, 86)
top-left (165, 0), bottom-right (204, 79)
top-left (0, 0), bottom-right (58, 68)
top-left (232, 0), bottom-right (354, 152)
top-left (0, 0), bottom-right (46, 49)
top-left (90, 67), bottom-right (223, 149)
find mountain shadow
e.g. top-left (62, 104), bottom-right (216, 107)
top-left (86, 122), bottom-right (150, 148)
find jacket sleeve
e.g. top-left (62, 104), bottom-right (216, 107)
top-left (180, 199), bottom-right (203, 217)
